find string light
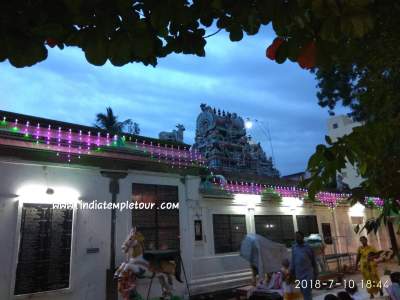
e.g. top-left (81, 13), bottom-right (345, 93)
top-left (0, 117), bottom-right (206, 167)
top-left (46, 125), bottom-right (51, 146)
top-left (12, 119), bottom-right (19, 132)
top-left (57, 127), bottom-right (61, 152)
top-left (35, 123), bottom-right (40, 144)
top-left (213, 180), bottom-right (354, 208)
top-left (87, 131), bottom-right (91, 154)
top-left (24, 121), bottom-right (29, 137)
top-left (96, 132), bottom-right (101, 150)
top-left (316, 192), bottom-right (349, 209)
top-left (365, 196), bottom-right (384, 208)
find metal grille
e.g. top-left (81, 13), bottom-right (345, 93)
top-left (213, 214), bottom-right (247, 254)
top-left (132, 184), bottom-right (179, 250)
top-left (255, 215), bottom-right (295, 247)
top-left (14, 204), bottom-right (72, 295)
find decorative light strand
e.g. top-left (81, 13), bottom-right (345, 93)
top-left (212, 179), bottom-right (353, 208)
top-left (0, 118), bottom-right (205, 166)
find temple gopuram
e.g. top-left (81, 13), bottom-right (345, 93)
top-left (193, 104), bottom-right (280, 178)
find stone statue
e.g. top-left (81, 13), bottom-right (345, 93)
top-left (159, 124), bottom-right (185, 143)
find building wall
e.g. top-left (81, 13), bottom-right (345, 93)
top-left (0, 157), bottom-right (396, 299)
top-left (0, 158), bottom-right (195, 300)
top-left (188, 194), bottom-right (393, 294)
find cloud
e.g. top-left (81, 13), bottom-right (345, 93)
top-left (0, 25), bottom-right (333, 175)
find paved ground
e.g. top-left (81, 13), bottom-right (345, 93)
top-left (313, 261), bottom-right (399, 300)
top-left (195, 261), bottom-right (400, 300)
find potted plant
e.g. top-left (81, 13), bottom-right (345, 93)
top-left (261, 188), bottom-right (282, 203)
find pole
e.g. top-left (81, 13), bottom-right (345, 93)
top-left (387, 220), bottom-right (400, 264)
top-left (101, 171), bottom-right (128, 300)
top-left (331, 209), bottom-right (341, 272)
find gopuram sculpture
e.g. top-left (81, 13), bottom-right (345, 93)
top-left (192, 104), bottom-right (280, 177)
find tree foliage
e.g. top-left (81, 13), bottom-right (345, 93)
top-left (95, 107), bottom-right (139, 134)
top-left (303, 1), bottom-right (400, 223)
top-left (1, 0), bottom-right (376, 68)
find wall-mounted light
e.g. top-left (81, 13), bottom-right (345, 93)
top-left (349, 202), bottom-right (365, 216)
top-left (46, 187), bottom-right (55, 195)
top-left (234, 193), bottom-right (261, 205)
top-left (16, 184), bottom-right (80, 204)
top-left (281, 197), bottom-right (303, 210)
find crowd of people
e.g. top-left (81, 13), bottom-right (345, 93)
top-left (286, 232), bottom-right (400, 300)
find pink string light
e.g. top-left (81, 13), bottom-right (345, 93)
top-left (213, 180), bottom-right (352, 208)
top-left (365, 196), bottom-right (384, 207)
top-left (0, 119), bottom-right (206, 166)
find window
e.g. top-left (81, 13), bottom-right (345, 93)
top-left (296, 215), bottom-right (319, 236)
top-left (321, 223), bottom-right (333, 244)
top-left (132, 184), bottom-right (179, 250)
top-left (213, 214), bottom-right (247, 254)
top-left (14, 204), bottom-right (73, 295)
top-left (255, 215), bottom-right (295, 247)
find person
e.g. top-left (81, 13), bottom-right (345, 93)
top-left (324, 294), bottom-right (338, 300)
top-left (355, 236), bottom-right (383, 298)
top-left (281, 259), bottom-right (302, 300)
top-left (388, 272), bottom-right (400, 300)
top-left (337, 291), bottom-right (353, 300)
top-left (290, 231), bottom-right (318, 300)
top-left (345, 285), bottom-right (363, 300)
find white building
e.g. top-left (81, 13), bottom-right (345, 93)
top-left (327, 115), bottom-right (363, 189)
top-left (0, 111), bottom-right (395, 300)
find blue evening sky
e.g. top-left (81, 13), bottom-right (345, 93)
top-left (0, 26), bottom-right (341, 175)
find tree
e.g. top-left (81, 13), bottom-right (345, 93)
top-left (302, 1), bottom-right (400, 220)
top-left (0, 0), bottom-right (375, 68)
top-left (125, 120), bottom-right (141, 135)
top-left (95, 107), bottom-right (139, 135)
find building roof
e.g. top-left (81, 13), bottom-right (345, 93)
top-left (0, 110), bottom-right (205, 175)
top-left (0, 110), bottom-right (191, 147)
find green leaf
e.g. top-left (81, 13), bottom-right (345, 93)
top-left (286, 39), bottom-right (300, 62)
top-left (200, 16), bottom-right (213, 27)
top-left (341, 17), bottom-right (354, 36)
top-left (5, 35), bottom-right (47, 67)
top-left (132, 35), bottom-right (154, 58)
top-left (321, 18), bottom-right (339, 41)
top-left (30, 24), bottom-right (67, 39)
top-left (351, 15), bottom-right (366, 38)
top-left (325, 135), bottom-right (333, 145)
top-left (0, 35), bottom-right (6, 62)
top-left (243, 14), bottom-right (261, 35)
top-left (229, 26), bottom-right (243, 41)
top-left (311, 0), bottom-right (325, 16)
top-left (109, 32), bottom-right (132, 66)
top-left (275, 40), bottom-right (287, 64)
top-left (82, 29), bottom-right (108, 66)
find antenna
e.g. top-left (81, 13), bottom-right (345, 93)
top-left (254, 119), bottom-right (276, 166)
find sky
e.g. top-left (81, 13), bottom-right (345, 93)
top-left (0, 26), bottom-right (340, 176)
